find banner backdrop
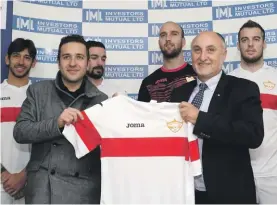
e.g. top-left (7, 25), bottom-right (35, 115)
top-left (12, 0), bottom-right (277, 99)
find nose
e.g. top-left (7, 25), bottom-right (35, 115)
top-left (97, 58), bottom-right (105, 66)
top-left (19, 56), bottom-right (24, 65)
top-left (69, 57), bottom-right (77, 67)
top-left (199, 51), bottom-right (208, 61)
top-left (166, 34), bottom-right (172, 41)
top-left (248, 40), bottom-right (254, 47)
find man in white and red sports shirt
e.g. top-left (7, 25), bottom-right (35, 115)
top-left (1, 38), bottom-right (36, 204)
top-left (229, 20), bottom-right (277, 203)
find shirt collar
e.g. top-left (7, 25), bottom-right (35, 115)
top-left (196, 70), bottom-right (222, 92)
top-left (2, 79), bottom-right (31, 88)
top-left (238, 62), bottom-right (269, 73)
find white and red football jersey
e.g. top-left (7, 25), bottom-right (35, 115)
top-left (1, 80), bottom-right (31, 194)
top-left (63, 95), bottom-right (201, 204)
top-left (229, 63), bottom-right (277, 177)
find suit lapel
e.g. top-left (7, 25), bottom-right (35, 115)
top-left (208, 72), bottom-right (229, 113)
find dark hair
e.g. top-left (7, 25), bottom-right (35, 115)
top-left (238, 20), bottom-right (265, 41)
top-left (7, 38), bottom-right (37, 61)
top-left (57, 34), bottom-right (88, 61)
top-left (86, 40), bottom-right (106, 50)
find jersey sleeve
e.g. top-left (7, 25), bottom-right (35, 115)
top-left (187, 122), bottom-right (202, 176)
top-left (63, 102), bottom-right (107, 159)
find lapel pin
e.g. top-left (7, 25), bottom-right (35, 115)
top-left (217, 94), bottom-right (220, 97)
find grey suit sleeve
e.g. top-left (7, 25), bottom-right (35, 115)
top-left (14, 86), bottom-right (61, 144)
top-left (193, 81), bottom-right (264, 149)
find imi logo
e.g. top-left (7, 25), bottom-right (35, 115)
top-left (85, 37), bottom-right (147, 51)
top-left (148, 51), bottom-right (191, 65)
top-left (13, 15), bottom-right (81, 35)
top-left (148, 0), bottom-right (211, 9)
top-left (21, 0), bottom-right (82, 8)
top-left (104, 65), bottom-right (148, 79)
top-left (213, 1), bottom-right (277, 20)
top-left (149, 21), bottom-right (212, 37)
top-left (83, 9), bottom-right (147, 23)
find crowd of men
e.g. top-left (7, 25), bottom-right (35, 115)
top-left (1, 19), bottom-right (276, 204)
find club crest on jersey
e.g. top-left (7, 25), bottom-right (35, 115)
top-left (126, 123), bottom-right (145, 128)
top-left (263, 80), bottom-right (275, 90)
top-left (167, 119), bottom-right (183, 133)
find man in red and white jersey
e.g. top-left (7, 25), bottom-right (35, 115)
top-left (63, 95), bottom-right (201, 204)
top-left (229, 20), bottom-right (277, 203)
top-left (1, 38), bottom-right (37, 204)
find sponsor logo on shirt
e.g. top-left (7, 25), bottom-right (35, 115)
top-left (1, 97), bottom-right (11, 100)
top-left (167, 119), bottom-right (183, 133)
top-left (263, 80), bottom-right (276, 90)
top-left (126, 123), bottom-right (145, 128)
top-left (185, 77), bottom-right (195, 83)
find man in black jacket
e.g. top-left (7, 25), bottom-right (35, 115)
top-left (171, 31), bottom-right (264, 204)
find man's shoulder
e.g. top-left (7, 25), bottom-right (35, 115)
top-left (225, 74), bottom-right (259, 90)
top-left (28, 79), bottom-right (55, 91)
top-left (142, 67), bottom-right (163, 83)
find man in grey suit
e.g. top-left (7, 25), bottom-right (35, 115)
top-left (14, 35), bottom-right (108, 204)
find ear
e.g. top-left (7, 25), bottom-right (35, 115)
top-left (31, 59), bottom-right (37, 68)
top-left (5, 55), bottom-right (10, 66)
top-left (263, 40), bottom-right (267, 50)
top-left (182, 38), bottom-right (186, 48)
top-left (223, 48), bottom-right (227, 61)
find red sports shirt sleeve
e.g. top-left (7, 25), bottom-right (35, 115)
top-left (62, 104), bottom-right (104, 158)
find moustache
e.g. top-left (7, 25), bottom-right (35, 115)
top-left (92, 66), bottom-right (104, 71)
top-left (14, 64), bottom-right (27, 69)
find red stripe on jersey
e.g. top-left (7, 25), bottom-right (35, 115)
top-left (0, 107), bottom-right (21, 122)
top-left (189, 140), bottom-right (200, 162)
top-left (260, 94), bottom-right (277, 110)
top-left (101, 137), bottom-right (198, 161)
top-left (74, 111), bottom-right (101, 151)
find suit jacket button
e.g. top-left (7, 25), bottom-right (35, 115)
top-left (74, 172), bottom-right (79, 177)
top-left (52, 143), bottom-right (57, 147)
top-left (50, 169), bottom-right (55, 175)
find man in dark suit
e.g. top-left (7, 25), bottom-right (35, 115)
top-left (170, 31), bottom-right (264, 204)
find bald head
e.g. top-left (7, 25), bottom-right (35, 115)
top-left (192, 31), bottom-right (226, 49)
top-left (160, 21), bottom-right (184, 38)
top-left (191, 31), bottom-right (227, 82)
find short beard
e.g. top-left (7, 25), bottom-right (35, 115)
top-left (241, 51), bottom-right (263, 64)
top-left (87, 66), bottom-right (104, 79)
top-left (160, 44), bottom-right (183, 59)
top-left (9, 66), bottom-right (31, 78)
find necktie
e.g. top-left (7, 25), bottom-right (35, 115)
top-left (191, 83), bottom-right (208, 109)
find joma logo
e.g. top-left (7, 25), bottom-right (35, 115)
top-left (126, 123), bottom-right (145, 128)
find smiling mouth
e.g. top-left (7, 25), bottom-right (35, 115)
top-left (15, 67), bottom-right (26, 72)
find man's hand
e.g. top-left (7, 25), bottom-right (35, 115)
top-left (58, 108), bottom-right (84, 128)
top-left (1, 170), bottom-right (11, 184)
top-left (2, 170), bottom-right (26, 196)
top-left (179, 102), bottom-right (200, 125)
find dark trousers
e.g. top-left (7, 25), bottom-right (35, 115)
top-left (195, 190), bottom-right (215, 204)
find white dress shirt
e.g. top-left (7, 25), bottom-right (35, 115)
top-left (189, 71), bottom-right (222, 191)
